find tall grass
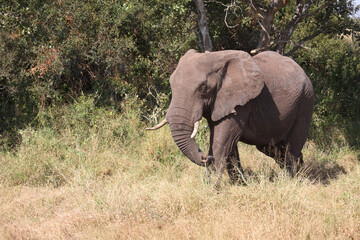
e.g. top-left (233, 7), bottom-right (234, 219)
top-left (0, 96), bottom-right (359, 239)
top-left (0, 95), bottom-right (147, 187)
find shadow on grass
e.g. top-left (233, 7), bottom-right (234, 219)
top-left (299, 161), bottom-right (347, 185)
top-left (241, 160), bottom-right (347, 185)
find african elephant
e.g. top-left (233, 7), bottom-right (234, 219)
top-left (148, 49), bottom-right (314, 184)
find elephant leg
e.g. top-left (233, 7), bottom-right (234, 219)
top-left (276, 146), bottom-right (302, 177)
top-left (256, 143), bottom-right (287, 168)
top-left (208, 114), bottom-right (246, 187)
top-left (274, 144), bottom-right (299, 176)
top-left (282, 100), bottom-right (313, 176)
top-left (257, 110), bottom-right (310, 177)
top-left (257, 143), bottom-right (301, 177)
top-left (226, 144), bottom-right (246, 185)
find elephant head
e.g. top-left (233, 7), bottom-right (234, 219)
top-left (148, 49), bottom-right (264, 166)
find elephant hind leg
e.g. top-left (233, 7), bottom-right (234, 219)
top-left (279, 145), bottom-right (304, 176)
top-left (257, 96), bottom-right (312, 177)
top-left (282, 98), bottom-right (313, 176)
top-left (256, 143), bottom-right (285, 167)
top-left (226, 145), bottom-right (246, 185)
top-left (256, 143), bottom-right (303, 177)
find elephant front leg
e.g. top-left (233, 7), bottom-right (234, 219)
top-left (208, 116), bottom-right (244, 187)
top-left (203, 141), bottom-right (226, 188)
top-left (227, 145), bottom-right (246, 185)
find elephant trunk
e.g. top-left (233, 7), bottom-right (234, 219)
top-left (166, 108), bottom-right (208, 167)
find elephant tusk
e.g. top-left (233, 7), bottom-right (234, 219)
top-left (191, 121), bottom-right (200, 138)
top-left (146, 119), bottom-right (168, 130)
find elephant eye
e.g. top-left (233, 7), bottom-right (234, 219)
top-left (198, 82), bottom-right (208, 94)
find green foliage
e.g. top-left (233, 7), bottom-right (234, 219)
top-left (205, 1), bottom-right (260, 51)
top-left (0, 0), bottom-right (359, 151)
top-left (0, 0), bottom-right (197, 147)
top-left (293, 36), bottom-right (360, 148)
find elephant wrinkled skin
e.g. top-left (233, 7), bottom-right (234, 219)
top-left (148, 49), bottom-right (314, 184)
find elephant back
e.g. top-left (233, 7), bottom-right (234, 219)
top-left (253, 51), bottom-right (312, 97)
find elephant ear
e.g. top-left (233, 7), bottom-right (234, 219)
top-left (211, 51), bottom-right (264, 122)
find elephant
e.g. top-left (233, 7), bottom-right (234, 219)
top-left (147, 49), bottom-right (314, 184)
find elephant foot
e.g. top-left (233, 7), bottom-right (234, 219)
top-left (280, 153), bottom-right (304, 177)
top-left (288, 155), bottom-right (304, 177)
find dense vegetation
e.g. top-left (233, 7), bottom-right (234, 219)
top-left (0, 0), bottom-right (197, 147)
top-left (1, 0), bottom-right (359, 149)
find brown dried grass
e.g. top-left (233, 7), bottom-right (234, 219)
top-left (0, 102), bottom-right (359, 239)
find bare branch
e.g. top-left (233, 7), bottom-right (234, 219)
top-left (206, 0), bottom-right (243, 28)
top-left (205, 0), bottom-right (228, 8)
top-left (249, 0), bottom-right (292, 51)
top-left (224, 0), bottom-right (242, 28)
top-left (275, 0), bottom-right (309, 53)
top-left (246, 0), bottom-right (265, 18)
top-left (285, 27), bottom-right (326, 56)
top-left (274, 0), bottom-right (337, 54)
top-left (250, 41), bottom-right (276, 55)
top-left (249, 0), bottom-right (270, 41)
top-left (283, 0), bottom-right (337, 55)
top-left (224, 8), bottom-right (239, 28)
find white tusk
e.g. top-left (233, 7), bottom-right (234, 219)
top-left (146, 119), bottom-right (168, 130)
top-left (191, 121), bottom-right (200, 138)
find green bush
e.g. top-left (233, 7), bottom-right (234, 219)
top-left (1, 0), bottom-right (359, 152)
top-left (0, 0), bottom-right (197, 148)
top-left (0, 95), bottom-right (147, 186)
top-left (294, 36), bottom-right (360, 148)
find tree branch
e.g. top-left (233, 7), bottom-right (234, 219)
top-left (250, 41), bottom-right (276, 55)
top-left (249, 1), bottom-right (270, 40)
top-left (285, 27), bottom-right (326, 56)
top-left (302, 0), bottom-right (336, 19)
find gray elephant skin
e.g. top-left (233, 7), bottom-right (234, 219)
top-left (148, 49), bottom-right (314, 183)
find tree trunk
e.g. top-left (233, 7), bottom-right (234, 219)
top-left (194, 0), bottom-right (213, 52)
top-left (257, 9), bottom-right (276, 50)
top-left (275, 0), bottom-right (309, 55)
top-left (247, 0), bottom-right (290, 55)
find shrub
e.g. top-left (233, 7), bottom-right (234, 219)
top-left (293, 36), bottom-right (360, 149)
top-left (0, 95), bottom-right (147, 186)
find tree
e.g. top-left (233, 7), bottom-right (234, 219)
top-left (208, 0), bottom-right (357, 55)
top-left (245, 0), bottom-right (291, 53)
top-left (195, 0), bottom-right (213, 51)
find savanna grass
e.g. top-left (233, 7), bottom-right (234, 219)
top-left (0, 95), bottom-right (359, 239)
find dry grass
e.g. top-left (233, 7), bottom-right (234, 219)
top-left (0, 98), bottom-right (359, 239)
